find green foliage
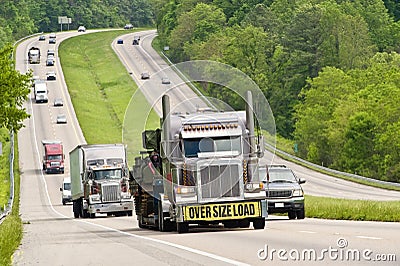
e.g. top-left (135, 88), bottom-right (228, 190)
top-left (0, 128), bottom-right (10, 211)
top-left (295, 52), bottom-right (400, 181)
top-left (0, 45), bottom-right (31, 133)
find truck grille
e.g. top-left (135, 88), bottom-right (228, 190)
top-left (266, 190), bottom-right (292, 198)
top-left (200, 164), bottom-right (241, 199)
top-left (101, 183), bottom-right (121, 202)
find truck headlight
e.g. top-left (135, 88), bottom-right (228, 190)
top-left (90, 194), bottom-right (101, 202)
top-left (175, 186), bottom-right (195, 194)
top-left (293, 189), bottom-right (303, 197)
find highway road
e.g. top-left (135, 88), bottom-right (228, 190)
top-left (12, 30), bottom-right (400, 265)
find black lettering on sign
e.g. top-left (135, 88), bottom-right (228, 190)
top-left (226, 205), bottom-right (231, 216)
top-left (213, 205), bottom-right (218, 218)
top-left (189, 207), bottom-right (195, 219)
top-left (238, 204), bottom-right (244, 216)
top-left (206, 206), bottom-right (211, 218)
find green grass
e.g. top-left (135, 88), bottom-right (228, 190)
top-left (305, 195), bottom-right (400, 222)
top-left (0, 136), bottom-right (22, 266)
top-left (59, 29), bottom-right (160, 162)
top-left (0, 128), bottom-right (10, 210)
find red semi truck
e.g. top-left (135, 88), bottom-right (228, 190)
top-left (42, 140), bottom-right (65, 174)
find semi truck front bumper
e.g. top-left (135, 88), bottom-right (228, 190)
top-left (88, 201), bottom-right (133, 214)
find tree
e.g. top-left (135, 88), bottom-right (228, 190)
top-left (0, 45), bottom-right (31, 132)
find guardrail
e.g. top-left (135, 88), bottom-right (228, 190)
top-left (0, 132), bottom-right (15, 224)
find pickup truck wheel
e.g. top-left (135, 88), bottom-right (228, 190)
top-left (177, 222), bottom-right (189, 234)
top-left (62, 200), bottom-right (66, 206)
top-left (288, 211), bottom-right (296, 219)
top-left (296, 209), bottom-right (305, 219)
top-left (253, 218), bottom-right (265, 230)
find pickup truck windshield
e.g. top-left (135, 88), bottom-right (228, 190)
top-left (183, 136), bottom-right (241, 157)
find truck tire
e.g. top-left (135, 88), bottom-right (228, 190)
top-left (127, 210), bottom-right (133, 216)
top-left (253, 218), bottom-right (265, 230)
top-left (177, 222), bottom-right (189, 234)
top-left (158, 201), bottom-right (173, 232)
top-left (81, 201), bottom-right (89, 218)
top-left (296, 209), bottom-right (305, 219)
top-left (73, 201), bottom-right (80, 218)
top-left (288, 211), bottom-right (296, 220)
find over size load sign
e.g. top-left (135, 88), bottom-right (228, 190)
top-left (183, 201), bottom-right (261, 221)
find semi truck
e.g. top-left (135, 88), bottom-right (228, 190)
top-left (33, 80), bottom-right (48, 103)
top-left (28, 47), bottom-right (40, 64)
top-left (130, 91), bottom-right (267, 233)
top-left (70, 144), bottom-right (133, 218)
top-left (42, 140), bottom-right (64, 174)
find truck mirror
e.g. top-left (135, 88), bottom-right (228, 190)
top-left (60, 187), bottom-right (62, 191)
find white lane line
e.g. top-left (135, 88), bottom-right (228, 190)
top-left (299, 230), bottom-right (317, 234)
top-left (356, 236), bottom-right (382, 240)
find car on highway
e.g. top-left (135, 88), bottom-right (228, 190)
top-left (78, 26), bottom-right (86, 32)
top-left (49, 38), bottom-right (56, 44)
top-left (124, 24), bottom-right (134, 29)
top-left (141, 72), bottom-right (150, 79)
top-left (60, 177), bottom-right (72, 205)
top-left (46, 71), bottom-right (56, 80)
top-left (132, 36), bottom-right (140, 45)
top-left (39, 35), bottom-right (46, 41)
top-left (47, 49), bottom-right (55, 57)
top-left (261, 164), bottom-right (306, 219)
top-left (117, 39), bottom-right (124, 44)
top-left (54, 98), bottom-right (63, 107)
top-left (46, 57), bottom-right (54, 66)
top-left (161, 77), bottom-right (170, 84)
top-left (56, 114), bottom-right (67, 124)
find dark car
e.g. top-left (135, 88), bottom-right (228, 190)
top-left (49, 38), bottom-right (56, 44)
top-left (39, 35), bottom-right (46, 41)
top-left (117, 39), bottom-right (124, 44)
top-left (132, 36), bottom-right (140, 45)
top-left (262, 165), bottom-right (306, 219)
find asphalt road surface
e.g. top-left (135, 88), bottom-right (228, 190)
top-left (12, 29), bottom-right (400, 265)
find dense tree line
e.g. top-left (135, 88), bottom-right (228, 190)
top-left (156, 0), bottom-right (400, 182)
top-left (0, 0), bottom-right (155, 47)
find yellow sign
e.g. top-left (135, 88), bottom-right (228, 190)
top-left (183, 201), bottom-right (261, 221)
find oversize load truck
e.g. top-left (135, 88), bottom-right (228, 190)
top-left (42, 140), bottom-right (64, 174)
top-left (28, 47), bottom-right (40, 64)
top-left (131, 91), bottom-right (267, 233)
top-left (70, 144), bottom-right (133, 218)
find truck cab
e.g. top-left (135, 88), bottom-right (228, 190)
top-left (42, 140), bottom-right (64, 174)
top-left (34, 81), bottom-right (48, 103)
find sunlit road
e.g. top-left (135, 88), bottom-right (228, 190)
top-left (12, 30), bottom-right (399, 265)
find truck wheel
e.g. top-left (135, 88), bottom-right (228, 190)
top-left (138, 216), bottom-right (145, 228)
top-left (253, 218), bottom-right (266, 230)
top-left (127, 210), bottom-right (133, 216)
top-left (73, 201), bottom-right (80, 218)
top-left (296, 209), bottom-right (305, 219)
top-left (62, 200), bottom-right (66, 206)
top-left (158, 202), bottom-right (173, 232)
top-left (288, 211), bottom-right (296, 219)
top-left (177, 222), bottom-right (189, 234)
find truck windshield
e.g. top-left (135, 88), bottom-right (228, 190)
top-left (183, 136), bottom-right (241, 158)
top-left (93, 169), bottom-right (122, 180)
top-left (64, 183), bottom-right (71, 190)
top-left (48, 155), bottom-right (62, 160)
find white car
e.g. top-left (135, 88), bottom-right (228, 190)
top-left (60, 177), bottom-right (72, 205)
top-left (78, 26), bottom-right (86, 32)
top-left (56, 114), bottom-right (67, 124)
top-left (53, 98), bottom-right (63, 107)
top-left (46, 71), bottom-right (56, 80)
